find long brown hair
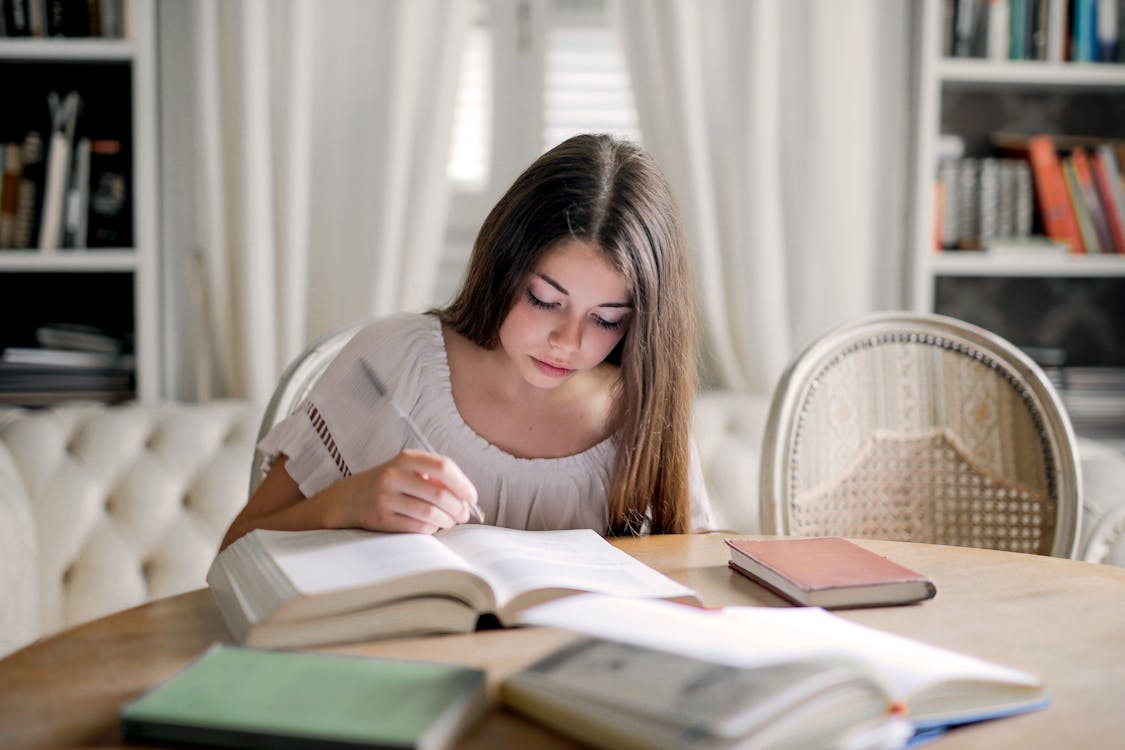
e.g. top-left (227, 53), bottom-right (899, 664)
top-left (436, 134), bottom-right (697, 535)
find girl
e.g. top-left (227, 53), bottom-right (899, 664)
top-left (220, 134), bottom-right (713, 550)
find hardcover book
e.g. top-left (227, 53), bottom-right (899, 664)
top-left (207, 524), bottom-right (699, 649)
top-left (724, 537), bottom-right (936, 609)
top-left (514, 594), bottom-right (1049, 749)
top-left (503, 638), bottom-right (892, 750)
top-left (120, 644), bottom-right (486, 750)
top-left (1027, 135), bottom-right (1085, 254)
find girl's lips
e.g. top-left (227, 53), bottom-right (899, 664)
top-left (532, 357), bottom-right (574, 377)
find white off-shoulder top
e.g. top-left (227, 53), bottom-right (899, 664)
top-left (259, 313), bottom-right (714, 534)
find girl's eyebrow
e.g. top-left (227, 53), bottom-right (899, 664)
top-left (533, 272), bottom-right (633, 308)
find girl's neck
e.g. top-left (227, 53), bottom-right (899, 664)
top-left (442, 324), bottom-right (618, 458)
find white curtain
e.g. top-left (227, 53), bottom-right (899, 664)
top-left (613, 0), bottom-right (911, 394)
top-left (163, 0), bottom-right (470, 403)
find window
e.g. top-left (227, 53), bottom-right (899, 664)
top-left (444, 0), bottom-right (640, 236)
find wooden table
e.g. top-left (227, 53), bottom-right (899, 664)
top-left (2, 534), bottom-right (1125, 749)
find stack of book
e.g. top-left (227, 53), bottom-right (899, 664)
top-left (0, 322), bottom-right (134, 405)
top-left (1057, 366), bottom-right (1125, 435)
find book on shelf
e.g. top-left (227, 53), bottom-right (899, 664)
top-left (1098, 0), bottom-right (1121, 61)
top-left (1, 346), bottom-right (134, 370)
top-left (13, 132), bottom-right (44, 249)
top-left (725, 537), bottom-right (937, 609)
top-left (120, 644), bottom-right (487, 750)
top-left (0, 143), bottom-right (20, 249)
top-left (36, 322), bottom-right (125, 353)
top-left (207, 524), bottom-right (700, 649)
top-left (1091, 145), bottom-right (1125, 254)
top-left (62, 136), bottom-right (91, 249)
top-left (1073, 0), bottom-right (1097, 61)
top-left (0, 361), bottom-right (133, 391)
top-left (1028, 135), bottom-right (1085, 254)
top-left (38, 90), bottom-right (81, 252)
top-left (512, 594), bottom-right (1049, 749)
top-left (1063, 154), bottom-right (1102, 254)
top-left (85, 139), bottom-right (130, 247)
top-left (0, 0), bottom-right (124, 38)
top-left (1071, 147), bottom-right (1119, 254)
top-left (1045, 0), bottom-right (1067, 61)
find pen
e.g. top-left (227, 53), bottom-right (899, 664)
top-left (360, 359), bottom-right (485, 523)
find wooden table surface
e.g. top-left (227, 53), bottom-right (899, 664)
top-left (2, 534), bottom-right (1125, 749)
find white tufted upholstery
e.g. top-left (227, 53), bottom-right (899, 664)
top-left (0, 401), bottom-right (257, 657)
top-left (2, 394), bottom-right (1124, 659)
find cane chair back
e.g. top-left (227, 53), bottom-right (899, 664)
top-left (759, 311), bottom-right (1081, 557)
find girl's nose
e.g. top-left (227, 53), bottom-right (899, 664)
top-left (550, 317), bottom-right (582, 352)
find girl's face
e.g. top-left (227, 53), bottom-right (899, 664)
top-left (498, 238), bottom-right (632, 389)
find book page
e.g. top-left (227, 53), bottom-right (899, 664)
top-left (518, 595), bottom-right (1041, 702)
top-left (256, 529), bottom-right (477, 595)
top-left (435, 526), bottom-right (696, 615)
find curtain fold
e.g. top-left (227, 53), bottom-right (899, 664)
top-left (613, 0), bottom-right (910, 395)
top-left (178, 0), bottom-right (470, 402)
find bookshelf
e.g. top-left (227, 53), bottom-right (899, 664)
top-left (0, 0), bottom-right (159, 405)
top-left (909, 0), bottom-right (1125, 439)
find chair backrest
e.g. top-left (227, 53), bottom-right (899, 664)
top-left (759, 311), bottom-right (1081, 558)
top-left (248, 319), bottom-right (369, 495)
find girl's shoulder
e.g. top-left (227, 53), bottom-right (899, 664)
top-left (348, 312), bottom-right (440, 351)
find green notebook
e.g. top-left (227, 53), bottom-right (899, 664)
top-left (120, 644), bottom-right (487, 750)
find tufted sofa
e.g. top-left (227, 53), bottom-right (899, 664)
top-left (2, 394), bottom-right (1125, 659)
top-left (0, 401), bottom-right (258, 657)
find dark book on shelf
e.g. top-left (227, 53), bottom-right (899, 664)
top-left (14, 131), bottom-right (45, 250)
top-left (85, 139), bottom-right (131, 248)
top-left (3, 0), bottom-right (33, 37)
top-left (120, 644), bottom-right (488, 750)
top-left (46, 0), bottom-right (91, 37)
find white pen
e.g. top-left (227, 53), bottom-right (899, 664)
top-left (360, 359), bottom-right (485, 523)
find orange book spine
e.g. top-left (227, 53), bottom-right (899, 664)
top-left (1027, 136), bottom-right (1085, 254)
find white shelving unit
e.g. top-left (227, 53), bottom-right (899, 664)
top-left (0, 0), bottom-right (160, 402)
top-left (909, 0), bottom-right (1125, 441)
top-left (910, 0), bottom-right (1125, 313)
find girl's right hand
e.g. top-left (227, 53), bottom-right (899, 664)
top-left (333, 449), bottom-right (480, 534)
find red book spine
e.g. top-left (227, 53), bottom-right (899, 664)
top-left (1027, 135), bottom-right (1085, 254)
top-left (1090, 150), bottom-right (1125, 255)
top-left (1071, 148), bottom-right (1118, 254)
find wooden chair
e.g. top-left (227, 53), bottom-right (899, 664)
top-left (759, 311), bottom-right (1081, 557)
top-left (248, 319), bottom-right (367, 495)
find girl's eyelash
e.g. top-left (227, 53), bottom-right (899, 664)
top-left (527, 288), bottom-right (625, 331)
top-left (525, 289), bottom-right (555, 309)
top-left (594, 316), bottom-right (624, 331)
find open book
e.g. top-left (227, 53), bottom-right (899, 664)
top-left (206, 525), bottom-right (699, 649)
top-left (511, 595), bottom-right (1048, 748)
